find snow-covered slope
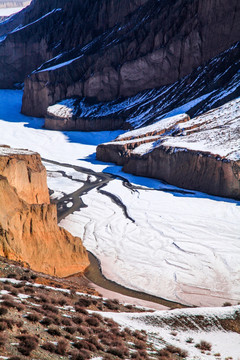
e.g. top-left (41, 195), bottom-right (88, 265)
top-left (97, 98), bottom-right (240, 199)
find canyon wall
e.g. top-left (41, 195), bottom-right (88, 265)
top-left (0, 0), bottom-right (239, 118)
top-left (97, 101), bottom-right (240, 199)
top-left (21, 0), bottom-right (240, 117)
top-left (0, 146), bottom-right (89, 277)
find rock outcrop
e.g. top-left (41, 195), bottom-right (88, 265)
top-left (97, 99), bottom-right (240, 199)
top-left (0, 146), bottom-right (89, 277)
top-left (0, 0), bottom-right (239, 120)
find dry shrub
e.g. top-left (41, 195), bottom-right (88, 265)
top-left (7, 273), bottom-right (18, 279)
top-left (24, 286), bottom-right (34, 294)
top-left (17, 335), bottom-right (38, 356)
top-left (134, 340), bottom-right (146, 349)
top-left (72, 315), bottom-right (84, 325)
top-left (73, 340), bottom-right (97, 352)
top-left (42, 303), bottom-right (58, 314)
top-left (105, 299), bottom-right (120, 310)
top-left (0, 318), bottom-right (14, 329)
top-left (42, 342), bottom-right (56, 353)
top-left (0, 333), bottom-right (6, 346)
top-left (77, 326), bottom-right (90, 336)
top-left (58, 298), bottom-right (68, 306)
top-left (70, 349), bottom-right (90, 360)
top-left (223, 302), bottom-right (232, 307)
top-left (0, 307), bottom-right (8, 316)
top-left (41, 317), bottom-right (53, 326)
top-left (47, 326), bottom-right (61, 336)
top-left (0, 321), bottom-right (7, 331)
top-left (61, 317), bottom-right (73, 326)
top-left (26, 313), bottom-right (41, 322)
top-left (75, 306), bottom-right (88, 315)
top-left (165, 345), bottom-right (188, 357)
top-left (105, 318), bottom-right (119, 328)
top-left (195, 340), bottom-right (212, 351)
top-left (56, 338), bottom-right (69, 355)
top-left (10, 288), bottom-right (19, 296)
top-left (108, 346), bottom-right (129, 358)
top-left (64, 326), bottom-right (77, 334)
top-left (75, 298), bottom-right (92, 307)
top-left (87, 335), bottom-right (104, 351)
top-left (133, 330), bottom-right (147, 341)
top-left (86, 316), bottom-right (100, 327)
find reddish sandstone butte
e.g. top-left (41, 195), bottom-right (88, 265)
top-left (0, 146), bottom-right (89, 277)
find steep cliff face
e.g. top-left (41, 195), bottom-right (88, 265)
top-left (0, 146), bottom-right (89, 277)
top-left (0, 146), bottom-right (49, 204)
top-left (97, 99), bottom-right (240, 199)
top-left (0, 0), bottom-right (239, 119)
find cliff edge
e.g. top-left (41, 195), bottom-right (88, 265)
top-left (0, 145), bottom-right (89, 277)
top-left (97, 99), bottom-right (240, 199)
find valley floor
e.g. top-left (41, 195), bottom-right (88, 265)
top-left (0, 90), bottom-right (240, 308)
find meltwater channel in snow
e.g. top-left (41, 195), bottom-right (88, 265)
top-left (0, 90), bottom-right (239, 306)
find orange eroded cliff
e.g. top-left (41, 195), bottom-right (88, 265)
top-left (0, 146), bottom-right (89, 277)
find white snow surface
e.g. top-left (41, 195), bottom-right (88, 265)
top-left (60, 179), bottom-right (240, 306)
top-left (0, 7), bottom-right (23, 16)
top-left (0, 90), bottom-right (240, 307)
top-left (47, 99), bottom-right (76, 118)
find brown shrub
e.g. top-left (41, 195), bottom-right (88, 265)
top-left (86, 316), bottom-right (100, 327)
top-left (0, 333), bottom-right (6, 346)
top-left (75, 306), bottom-right (88, 315)
top-left (17, 335), bottom-right (39, 356)
top-left (195, 340), bottom-right (212, 351)
top-left (56, 338), bottom-right (69, 355)
top-left (47, 326), bottom-right (61, 336)
top-left (61, 317), bottom-right (73, 326)
top-left (108, 346), bottom-right (129, 358)
top-left (42, 303), bottom-right (59, 314)
top-left (24, 286), bottom-right (35, 294)
top-left (77, 326), bottom-right (90, 336)
top-left (41, 317), bottom-right (53, 326)
top-left (75, 298), bottom-right (92, 307)
top-left (134, 340), bottom-right (146, 349)
top-left (105, 299), bottom-right (120, 310)
top-left (70, 349), bottom-right (91, 360)
top-left (0, 322), bottom-right (7, 331)
top-left (73, 340), bottom-right (97, 352)
top-left (58, 298), bottom-right (68, 306)
top-left (0, 318), bottom-right (14, 329)
top-left (26, 313), bottom-right (41, 322)
top-left (64, 326), bottom-right (77, 334)
top-left (0, 307), bottom-right (8, 316)
top-left (72, 315), bottom-right (84, 325)
top-left (223, 302), bottom-right (232, 307)
top-left (133, 330), bottom-right (147, 341)
top-left (87, 335), bottom-right (104, 351)
top-left (7, 273), bottom-right (18, 279)
top-left (165, 345), bottom-right (188, 357)
top-left (42, 342), bottom-right (56, 353)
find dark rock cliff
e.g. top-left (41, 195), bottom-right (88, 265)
top-left (0, 0), bottom-right (239, 119)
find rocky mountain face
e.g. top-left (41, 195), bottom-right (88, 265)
top-left (45, 42), bottom-right (240, 131)
top-left (0, 146), bottom-right (89, 277)
top-left (0, 0), bottom-right (239, 120)
top-left (97, 99), bottom-right (240, 199)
